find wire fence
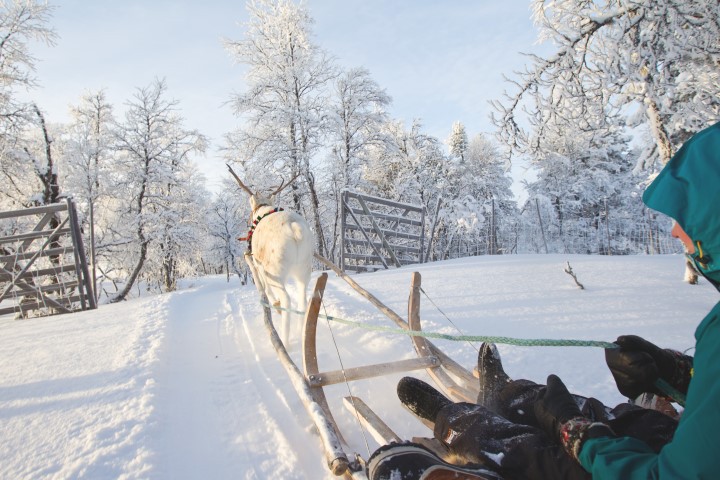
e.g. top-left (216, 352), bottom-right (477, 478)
top-left (438, 216), bottom-right (682, 260)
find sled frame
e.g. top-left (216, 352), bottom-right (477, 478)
top-left (245, 250), bottom-right (483, 478)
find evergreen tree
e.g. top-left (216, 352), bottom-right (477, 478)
top-left (439, 133), bottom-right (516, 258)
top-left (447, 121), bottom-right (468, 163)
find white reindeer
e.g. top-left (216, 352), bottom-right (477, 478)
top-left (228, 165), bottom-right (314, 347)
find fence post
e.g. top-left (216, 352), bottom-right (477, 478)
top-left (66, 198), bottom-right (96, 310)
top-left (535, 198), bottom-right (549, 254)
top-left (425, 196), bottom-right (442, 263)
top-left (604, 198), bottom-right (611, 255)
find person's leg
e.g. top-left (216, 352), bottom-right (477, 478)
top-left (398, 377), bottom-right (541, 466)
top-left (477, 343), bottom-right (612, 428)
top-left (396, 376), bottom-right (591, 480)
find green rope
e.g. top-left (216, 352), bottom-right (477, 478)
top-left (260, 300), bottom-right (616, 348)
top-left (259, 300), bottom-right (687, 406)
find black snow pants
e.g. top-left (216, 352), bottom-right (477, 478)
top-left (433, 380), bottom-right (678, 480)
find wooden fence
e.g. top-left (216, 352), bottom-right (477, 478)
top-left (340, 191), bottom-right (425, 273)
top-left (0, 198), bottom-right (96, 318)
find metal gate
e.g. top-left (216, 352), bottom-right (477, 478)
top-left (340, 191), bottom-right (425, 273)
top-left (0, 198), bottom-right (96, 318)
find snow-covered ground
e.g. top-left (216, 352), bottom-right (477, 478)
top-left (1, 254), bottom-right (717, 479)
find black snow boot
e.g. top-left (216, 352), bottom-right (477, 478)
top-left (368, 441), bottom-right (502, 480)
top-left (476, 343), bottom-right (512, 411)
top-left (397, 377), bottom-right (452, 426)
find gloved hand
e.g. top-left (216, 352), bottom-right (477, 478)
top-left (432, 402), bottom-right (542, 467)
top-left (534, 375), bottom-right (614, 460)
top-left (605, 335), bottom-right (693, 399)
top-left (534, 374), bottom-right (583, 437)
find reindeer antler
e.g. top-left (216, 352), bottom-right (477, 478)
top-left (269, 173), bottom-right (301, 197)
top-left (226, 164), bottom-right (254, 195)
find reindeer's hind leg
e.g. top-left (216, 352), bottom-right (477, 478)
top-left (296, 270), bottom-right (310, 325)
top-left (255, 264), bottom-right (280, 312)
top-left (263, 273), bottom-right (292, 346)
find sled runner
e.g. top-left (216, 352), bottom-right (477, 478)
top-left (244, 252), bottom-right (496, 478)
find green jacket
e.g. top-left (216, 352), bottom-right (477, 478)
top-left (580, 121), bottom-right (720, 479)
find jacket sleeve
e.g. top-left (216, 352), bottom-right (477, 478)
top-left (579, 436), bottom-right (659, 479)
top-left (580, 304), bottom-right (720, 479)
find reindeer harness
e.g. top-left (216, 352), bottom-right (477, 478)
top-left (240, 207), bottom-right (284, 253)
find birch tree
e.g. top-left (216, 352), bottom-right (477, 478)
top-left (363, 120), bottom-right (445, 211)
top-left (492, 0), bottom-right (720, 170)
top-left (62, 90), bottom-right (114, 295)
top-left (8, 104), bottom-right (61, 208)
top-left (0, 0), bottom-right (55, 211)
top-left (0, 0), bottom-right (55, 135)
top-left (224, 0), bottom-right (337, 257)
top-left (325, 66), bottom-right (391, 260)
top-left (328, 67), bottom-right (391, 188)
top-left (109, 79), bottom-right (206, 301)
top-left (206, 181), bottom-right (249, 283)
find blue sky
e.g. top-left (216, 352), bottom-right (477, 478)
top-left (27, 0), bottom-right (544, 195)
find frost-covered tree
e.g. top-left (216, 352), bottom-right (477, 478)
top-left (493, 0), bottom-right (720, 170)
top-left (9, 104), bottom-right (62, 208)
top-left (521, 127), bottom-right (645, 254)
top-left (0, 1), bottom-right (55, 136)
top-left (438, 133), bottom-right (517, 258)
top-left (152, 162), bottom-right (210, 292)
top-left (447, 121), bottom-right (468, 163)
top-left (325, 66), bottom-right (391, 260)
top-left (363, 120), bottom-right (445, 210)
top-left (224, 0), bottom-right (337, 257)
top-left (63, 90), bottom-right (114, 209)
top-left (62, 90), bottom-right (114, 296)
top-left (328, 67), bottom-right (391, 188)
top-left (206, 181), bottom-right (250, 283)
top-left (0, 1), bottom-right (55, 211)
top-left (108, 79), bottom-right (206, 300)
top-left (361, 120), bottom-right (448, 260)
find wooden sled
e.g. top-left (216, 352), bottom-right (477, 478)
top-left (244, 252), bottom-right (483, 478)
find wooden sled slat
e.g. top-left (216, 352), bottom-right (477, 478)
top-left (309, 356), bottom-right (439, 387)
top-left (343, 396), bottom-right (402, 445)
top-left (245, 255), bottom-right (351, 477)
top-left (407, 272), bottom-right (477, 403)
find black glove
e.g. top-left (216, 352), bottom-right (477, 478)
top-left (534, 374), bottom-right (583, 437)
top-left (433, 402), bottom-right (541, 467)
top-left (534, 375), bottom-right (614, 461)
top-left (605, 335), bottom-right (693, 399)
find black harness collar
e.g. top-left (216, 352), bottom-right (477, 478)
top-left (242, 207), bottom-right (284, 252)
